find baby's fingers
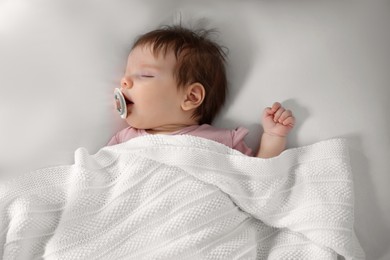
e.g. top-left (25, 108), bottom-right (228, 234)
top-left (273, 106), bottom-right (285, 122)
top-left (281, 112), bottom-right (295, 127)
top-left (264, 102), bottom-right (281, 116)
top-left (270, 102), bottom-right (281, 113)
top-left (278, 109), bottom-right (293, 123)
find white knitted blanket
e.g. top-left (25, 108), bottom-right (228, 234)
top-left (0, 135), bottom-right (364, 260)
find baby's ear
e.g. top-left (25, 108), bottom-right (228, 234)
top-left (181, 83), bottom-right (205, 111)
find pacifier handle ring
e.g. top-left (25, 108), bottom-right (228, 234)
top-left (114, 88), bottom-right (127, 119)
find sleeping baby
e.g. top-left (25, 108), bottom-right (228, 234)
top-left (108, 25), bottom-right (295, 158)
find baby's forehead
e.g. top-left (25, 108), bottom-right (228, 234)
top-left (131, 43), bottom-right (177, 60)
top-left (127, 43), bottom-right (178, 70)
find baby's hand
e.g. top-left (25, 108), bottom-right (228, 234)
top-left (262, 102), bottom-right (295, 137)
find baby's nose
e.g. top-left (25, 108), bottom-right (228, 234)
top-left (120, 77), bottom-right (132, 89)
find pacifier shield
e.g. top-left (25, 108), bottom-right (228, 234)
top-left (114, 88), bottom-right (127, 119)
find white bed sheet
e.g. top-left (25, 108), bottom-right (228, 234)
top-left (0, 0), bottom-right (389, 259)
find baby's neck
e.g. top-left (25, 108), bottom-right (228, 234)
top-left (145, 124), bottom-right (198, 135)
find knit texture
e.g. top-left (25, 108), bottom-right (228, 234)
top-left (0, 135), bottom-right (365, 259)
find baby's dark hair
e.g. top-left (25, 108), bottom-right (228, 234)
top-left (132, 25), bottom-right (228, 125)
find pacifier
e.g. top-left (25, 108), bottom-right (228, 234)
top-left (114, 88), bottom-right (127, 119)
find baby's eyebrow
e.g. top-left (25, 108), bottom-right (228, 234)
top-left (139, 64), bottom-right (161, 70)
top-left (125, 63), bottom-right (162, 76)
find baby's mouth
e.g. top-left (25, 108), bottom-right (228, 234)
top-left (124, 95), bottom-right (134, 105)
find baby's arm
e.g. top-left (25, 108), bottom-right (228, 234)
top-left (256, 102), bottom-right (295, 158)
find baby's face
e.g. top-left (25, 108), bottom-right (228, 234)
top-left (119, 45), bottom-right (187, 130)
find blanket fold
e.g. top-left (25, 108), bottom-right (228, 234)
top-left (0, 135), bottom-right (364, 259)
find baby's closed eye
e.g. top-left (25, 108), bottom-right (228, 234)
top-left (141, 75), bottom-right (154, 78)
top-left (138, 71), bottom-right (155, 78)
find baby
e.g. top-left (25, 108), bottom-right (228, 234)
top-left (108, 25), bottom-right (295, 158)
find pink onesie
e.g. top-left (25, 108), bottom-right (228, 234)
top-left (107, 124), bottom-right (253, 156)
